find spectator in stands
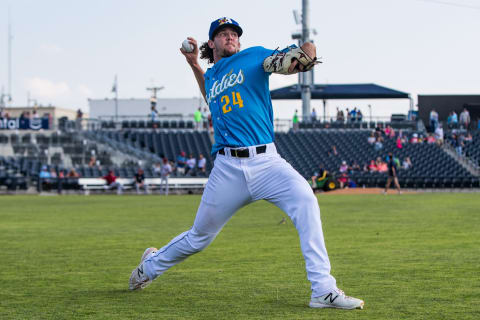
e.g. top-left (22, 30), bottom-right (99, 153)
top-left (464, 133), bottom-right (473, 142)
top-left (459, 108), bottom-right (470, 130)
top-left (384, 125), bottom-right (395, 139)
top-left (410, 133), bottom-right (419, 144)
top-left (435, 124), bottom-right (444, 146)
top-left (337, 172), bottom-right (349, 189)
top-left (429, 109), bottom-right (439, 132)
top-left (357, 109), bottom-right (363, 122)
top-left (197, 154), bottom-right (206, 176)
top-left (194, 107), bottom-right (203, 130)
top-left (328, 145), bottom-right (338, 157)
top-left (292, 109), bottom-right (299, 132)
top-left (339, 160), bottom-right (348, 173)
top-left (336, 108), bottom-right (344, 123)
top-left (67, 168), bottom-right (80, 178)
top-left (368, 160), bottom-right (377, 172)
top-left (453, 134), bottom-right (464, 156)
top-left (88, 156), bottom-right (97, 167)
top-left (402, 157), bottom-right (412, 170)
top-left (134, 168), bottom-right (148, 195)
top-left (202, 108), bottom-right (209, 131)
top-left (310, 108), bottom-right (317, 122)
top-left (426, 133), bottom-right (436, 144)
top-left (396, 136), bottom-right (403, 149)
top-left (447, 111), bottom-right (457, 128)
top-left (185, 154), bottom-right (197, 176)
top-left (176, 151), bottom-right (187, 175)
top-left (384, 152), bottom-right (401, 194)
top-left (153, 162), bottom-right (162, 176)
top-left (160, 157), bottom-right (172, 195)
top-left (38, 165), bottom-right (51, 192)
top-left (350, 160), bottom-right (361, 173)
top-left (374, 137), bottom-right (384, 151)
top-left (349, 108), bottom-right (357, 122)
top-left (346, 108), bottom-right (351, 123)
top-left (376, 157), bottom-right (388, 172)
top-left (150, 105), bottom-right (159, 128)
top-left (32, 110), bottom-right (39, 119)
top-left (103, 170), bottom-right (123, 195)
top-left (367, 131), bottom-right (376, 144)
top-left (76, 109), bottom-right (83, 131)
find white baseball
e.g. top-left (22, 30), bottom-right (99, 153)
top-left (182, 39), bottom-right (194, 53)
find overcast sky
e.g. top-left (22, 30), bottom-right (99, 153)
top-left (1, 0), bottom-right (479, 120)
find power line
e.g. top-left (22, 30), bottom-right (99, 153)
top-left (416, 0), bottom-right (480, 11)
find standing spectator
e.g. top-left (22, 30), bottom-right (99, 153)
top-left (160, 157), bottom-right (172, 195)
top-left (374, 137), bottom-right (384, 151)
top-left (292, 109), bottom-right (299, 132)
top-left (434, 124), bottom-right (444, 146)
top-left (194, 107), bottom-right (203, 130)
top-left (337, 172), bottom-right (349, 189)
top-left (134, 168), bottom-right (149, 194)
top-left (384, 125), bottom-right (395, 139)
top-left (176, 151), bottom-right (187, 175)
top-left (202, 107), bottom-right (209, 131)
top-left (357, 109), bottom-right (363, 123)
top-left (459, 108), bottom-right (470, 130)
top-left (453, 134), bottom-right (464, 156)
top-left (384, 153), bottom-right (401, 194)
top-left (336, 108), bottom-right (344, 123)
top-left (310, 108), bottom-right (317, 122)
top-left (350, 108), bottom-right (357, 122)
top-left (185, 154), bottom-right (197, 176)
top-left (396, 136), bottom-right (403, 149)
top-left (429, 109), bottom-right (439, 132)
top-left (197, 154), bottom-right (207, 176)
top-left (150, 105), bottom-right (159, 128)
top-left (346, 108), bottom-right (351, 123)
top-left (103, 170), bottom-right (123, 195)
top-left (76, 109), bottom-right (83, 131)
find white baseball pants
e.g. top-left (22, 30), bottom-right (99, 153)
top-left (143, 143), bottom-right (336, 297)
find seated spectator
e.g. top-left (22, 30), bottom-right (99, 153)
top-left (337, 172), bottom-right (349, 189)
top-left (426, 134), bottom-right (436, 144)
top-left (376, 157), bottom-right (388, 172)
top-left (464, 133), bottom-right (473, 142)
top-left (384, 125), bottom-right (395, 139)
top-left (185, 154), bottom-right (197, 176)
top-left (103, 170), bottom-right (123, 195)
top-left (374, 137), bottom-right (383, 151)
top-left (67, 168), bottom-right (80, 178)
top-left (368, 160), bottom-right (377, 172)
top-left (410, 133), bottom-right (418, 144)
top-left (328, 145), bottom-right (338, 157)
top-left (396, 137), bottom-right (403, 149)
top-left (88, 156), bottom-right (96, 167)
top-left (350, 160), bottom-right (361, 172)
top-left (134, 168), bottom-right (148, 194)
top-left (197, 154), bottom-right (206, 176)
top-left (339, 160), bottom-right (348, 173)
top-left (402, 157), bottom-right (412, 170)
top-left (176, 151), bottom-right (187, 175)
top-left (367, 132), bottom-right (375, 144)
top-left (153, 162), bottom-right (162, 176)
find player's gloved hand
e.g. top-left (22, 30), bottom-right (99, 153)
top-left (288, 42), bottom-right (319, 74)
top-left (180, 37), bottom-right (199, 65)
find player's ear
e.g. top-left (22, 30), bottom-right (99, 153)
top-left (208, 39), bottom-right (215, 49)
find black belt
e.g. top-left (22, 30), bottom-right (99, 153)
top-left (218, 145), bottom-right (267, 158)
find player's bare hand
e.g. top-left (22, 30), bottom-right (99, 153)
top-left (180, 37), bottom-right (199, 66)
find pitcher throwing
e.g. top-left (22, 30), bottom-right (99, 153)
top-left (129, 17), bottom-right (364, 310)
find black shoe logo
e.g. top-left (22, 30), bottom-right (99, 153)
top-left (137, 265), bottom-right (144, 277)
top-left (324, 293), bottom-right (339, 303)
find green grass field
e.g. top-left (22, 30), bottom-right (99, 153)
top-left (0, 194), bottom-right (479, 319)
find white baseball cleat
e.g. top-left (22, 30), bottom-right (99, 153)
top-left (129, 247), bottom-right (158, 291)
top-left (309, 288), bottom-right (364, 310)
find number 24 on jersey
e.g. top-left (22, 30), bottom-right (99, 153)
top-left (221, 92), bottom-right (244, 114)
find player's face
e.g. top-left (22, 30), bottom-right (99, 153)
top-left (210, 27), bottom-right (240, 59)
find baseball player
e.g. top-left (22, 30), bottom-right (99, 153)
top-left (129, 17), bottom-right (364, 310)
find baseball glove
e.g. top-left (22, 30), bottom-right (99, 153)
top-left (263, 47), bottom-right (321, 75)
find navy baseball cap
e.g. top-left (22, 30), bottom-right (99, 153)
top-left (209, 17), bottom-right (243, 40)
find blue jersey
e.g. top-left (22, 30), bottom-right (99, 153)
top-left (204, 46), bottom-right (282, 155)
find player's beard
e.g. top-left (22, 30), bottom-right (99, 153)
top-left (220, 43), bottom-right (240, 58)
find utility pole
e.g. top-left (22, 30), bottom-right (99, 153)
top-left (292, 0), bottom-right (316, 122)
top-left (7, 6), bottom-right (13, 105)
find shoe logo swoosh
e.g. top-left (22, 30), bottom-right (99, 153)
top-left (138, 265), bottom-right (144, 277)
